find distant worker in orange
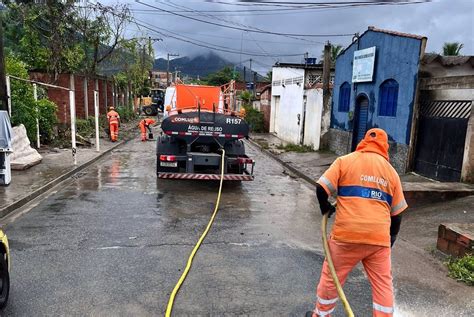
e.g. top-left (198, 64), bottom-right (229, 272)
top-left (139, 117), bottom-right (156, 141)
top-left (107, 106), bottom-right (120, 142)
top-left (307, 128), bottom-right (407, 317)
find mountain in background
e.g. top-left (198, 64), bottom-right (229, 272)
top-left (154, 52), bottom-right (231, 78)
top-left (154, 52), bottom-right (267, 81)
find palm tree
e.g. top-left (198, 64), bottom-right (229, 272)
top-left (442, 42), bottom-right (464, 56)
top-left (331, 45), bottom-right (344, 62)
top-left (321, 44), bottom-right (344, 64)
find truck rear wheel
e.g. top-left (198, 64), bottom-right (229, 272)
top-left (144, 107), bottom-right (154, 115)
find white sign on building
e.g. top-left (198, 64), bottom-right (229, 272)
top-left (352, 46), bottom-right (376, 83)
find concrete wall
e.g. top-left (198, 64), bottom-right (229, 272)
top-left (422, 62), bottom-right (473, 77)
top-left (419, 75), bottom-right (474, 101)
top-left (271, 67), bottom-right (305, 144)
top-left (303, 88), bottom-right (323, 150)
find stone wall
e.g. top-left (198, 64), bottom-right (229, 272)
top-left (328, 128), bottom-right (409, 174)
top-left (388, 141), bottom-right (409, 174)
top-left (328, 128), bottom-right (352, 156)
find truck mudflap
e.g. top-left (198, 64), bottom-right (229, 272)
top-left (157, 172), bottom-right (254, 181)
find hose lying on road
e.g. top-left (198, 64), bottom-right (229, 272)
top-left (321, 213), bottom-right (354, 317)
top-left (165, 149), bottom-right (226, 317)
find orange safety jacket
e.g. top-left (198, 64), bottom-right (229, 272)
top-left (317, 128), bottom-right (407, 247)
top-left (139, 118), bottom-right (156, 128)
top-left (107, 110), bottom-right (120, 124)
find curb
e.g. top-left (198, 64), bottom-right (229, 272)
top-left (0, 135), bottom-right (134, 219)
top-left (247, 138), bottom-right (318, 187)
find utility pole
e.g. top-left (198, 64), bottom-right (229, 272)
top-left (253, 71), bottom-right (257, 97)
top-left (167, 53), bottom-right (179, 87)
top-left (0, 9), bottom-right (8, 112)
top-left (249, 59), bottom-right (252, 72)
top-left (243, 66), bottom-right (246, 85)
top-left (321, 41), bottom-right (332, 150)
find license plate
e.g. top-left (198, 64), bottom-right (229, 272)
top-left (160, 162), bottom-right (177, 167)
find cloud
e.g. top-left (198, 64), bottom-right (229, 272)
top-left (113, 0), bottom-right (473, 73)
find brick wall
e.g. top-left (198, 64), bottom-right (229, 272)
top-left (437, 223), bottom-right (473, 257)
top-left (29, 72), bottom-right (71, 124)
top-left (29, 72), bottom-right (114, 123)
top-left (261, 104), bottom-right (271, 132)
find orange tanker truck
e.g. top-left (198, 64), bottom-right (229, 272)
top-left (156, 83), bottom-right (255, 181)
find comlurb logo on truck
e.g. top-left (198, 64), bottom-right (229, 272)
top-left (171, 117), bottom-right (200, 124)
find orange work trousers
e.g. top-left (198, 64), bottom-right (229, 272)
top-left (139, 124), bottom-right (148, 141)
top-left (109, 122), bottom-right (119, 141)
top-left (312, 239), bottom-right (393, 317)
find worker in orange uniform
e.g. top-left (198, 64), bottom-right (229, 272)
top-left (106, 106), bottom-right (120, 142)
top-left (307, 128), bottom-right (407, 317)
top-left (138, 118), bottom-right (156, 141)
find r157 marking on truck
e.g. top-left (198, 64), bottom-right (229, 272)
top-left (226, 118), bottom-right (242, 125)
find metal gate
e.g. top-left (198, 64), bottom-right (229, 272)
top-left (414, 100), bottom-right (472, 181)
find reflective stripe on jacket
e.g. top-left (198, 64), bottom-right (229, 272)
top-left (107, 110), bottom-right (120, 124)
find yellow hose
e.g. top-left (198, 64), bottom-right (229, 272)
top-left (165, 149), bottom-right (226, 317)
top-left (321, 213), bottom-right (354, 317)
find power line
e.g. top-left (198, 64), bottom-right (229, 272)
top-left (135, 0), bottom-right (355, 38)
top-left (209, 0), bottom-right (430, 7)
top-left (158, 0), bottom-right (323, 44)
top-left (130, 16), bottom-right (306, 58)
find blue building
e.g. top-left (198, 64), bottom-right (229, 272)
top-left (328, 27), bottom-right (426, 173)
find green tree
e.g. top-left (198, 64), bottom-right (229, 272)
top-left (205, 66), bottom-right (240, 86)
top-left (73, 2), bottom-right (130, 75)
top-left (320, 44), bottom-right (344, 64)
top-left (442, 42), bottom-right (464, 56)
top-left (240, 90), bottom-right (253, 104)
top-left (4, 1), bottom-right (131, 78)
top-left (264, 70), bottom-right (272, 82)
top-left (4, 1), bottom-right (85, 78)
top-left (331, 45), bottom-right (344, 62)
top-left (240, 90), bottom-right (264, 132)
top-left (6, 55), bottom-right (57, 144)
top-left (110, 38), bottom-right (154, 106)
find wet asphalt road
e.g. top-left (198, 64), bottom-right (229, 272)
top-left (2, 137), bottom-right (373, 316)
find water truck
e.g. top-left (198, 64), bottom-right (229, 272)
top-left (156, 83), bottom-right (255, 181)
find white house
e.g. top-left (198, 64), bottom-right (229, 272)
top-left (270, 62), bottom-right (333, 150)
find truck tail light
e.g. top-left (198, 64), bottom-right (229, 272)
top-left (160, 155), bottom-right (176, 162)
top-left (237, 157), bottom-right (253, 164)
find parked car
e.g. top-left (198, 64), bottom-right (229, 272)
top-left (0, 230), bottom-right (10, 308)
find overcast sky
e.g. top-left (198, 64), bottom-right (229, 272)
top-left (104, 0), bottom-right (473, 74)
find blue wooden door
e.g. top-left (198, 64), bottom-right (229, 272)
top-left (352, 96), bottom-right (369, 150)
top-left (356, 99), bottom-right (369, 144)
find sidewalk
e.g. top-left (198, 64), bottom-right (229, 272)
top-left (249, 133), bottom-right (474, 206)
top-left (0, 119), bottom-right (143, 218)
